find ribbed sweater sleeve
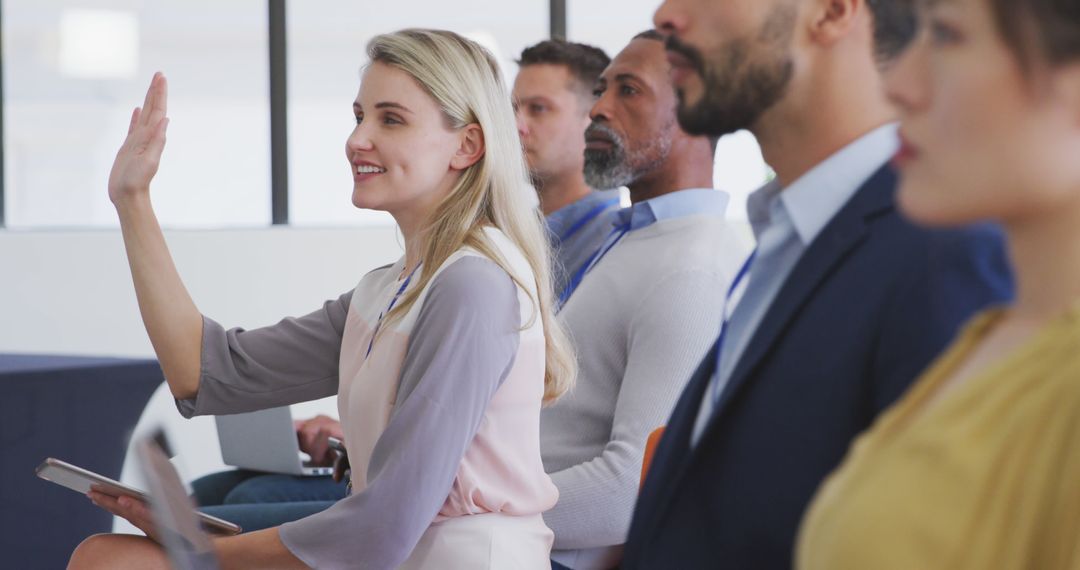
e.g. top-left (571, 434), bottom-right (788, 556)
top-left (545, 268), bottom-right (729, 549)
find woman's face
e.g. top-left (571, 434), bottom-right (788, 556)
top-left (886, 0), bottom-right (1080, 227)
top-left (346, 62), bottom-right (466, 219)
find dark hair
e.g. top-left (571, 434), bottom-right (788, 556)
top-left (517, 39), bottom-right (611, 94)
top-left (989, 0), bottom-right (1080, 66)
top-left (633, 29), bottom-right (666, 43)
top-left (866, 0), bottom-right (919, 62)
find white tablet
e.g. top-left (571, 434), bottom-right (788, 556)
top-left (35, 457), bottom-right (241, 536)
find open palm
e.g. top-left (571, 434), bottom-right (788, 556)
top-left (109, 72), bottom-right (170, 205)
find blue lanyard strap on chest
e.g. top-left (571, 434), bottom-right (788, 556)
top-left (557, 220), bottom-right (632, 309)
top-left (366, 264), bottom-right (420, 359)
top-left (711, 250), bottom-right (757, 400)
top-left (556, 197), bottom-right (620, 243)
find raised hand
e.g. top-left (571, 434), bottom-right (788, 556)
top-left (109, 72), bottom-right (170, 206)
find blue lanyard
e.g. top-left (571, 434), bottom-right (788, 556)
top-left (712, 250), bottom-right (757, 400)
top-left (366, 264), bottom-right (420, 359)
top-left (557, 221), bottom-right (632, 308)
top-left (556, 197), bottom-right (620, 243)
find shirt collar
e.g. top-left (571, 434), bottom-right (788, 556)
top-left (546, 189), bottom-right (620, 236)
top-left (748, 123), bottom-right (899, 245)
top-left (613, 188), bottom-right (730, 231)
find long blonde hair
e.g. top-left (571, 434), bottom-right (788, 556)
top-left (368, 29), bottom-right (575, 403)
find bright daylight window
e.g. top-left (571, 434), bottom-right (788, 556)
top-left (3, 0), bottom-right (271, 228)
top-left (286, 0), bottom-right (548, 226)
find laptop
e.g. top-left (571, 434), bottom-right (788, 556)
top-left (214, 406), bottom-right (334, 476)
top-left (136, 437), bottom-right (222, 570)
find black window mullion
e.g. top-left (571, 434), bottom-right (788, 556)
top-left (551, 0), bottom-right (566, 40)
top-left (269, 0), bottom-right (288, 225)
top-left (0, 1), bottom-right (6, 228)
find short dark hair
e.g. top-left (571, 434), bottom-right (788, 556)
top-left (517, 40), bottom-right (611, 94)
top-left (633, 29), bottom-right (666, 43)
top-left (866, 0), bottom-right (919, 62)
top-left (989, 0), bottom-right (1080, 66)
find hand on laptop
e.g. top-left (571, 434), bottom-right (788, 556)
top-left (88, 489), bottom-right (164, 544)
top-left (294, 415), bottom-right (345, 467)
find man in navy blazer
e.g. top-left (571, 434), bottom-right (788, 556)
top-left (622, 1), bottom-right (1014, 568)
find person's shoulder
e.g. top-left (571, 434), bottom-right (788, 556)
top-left (632, 215), bottom-right (749, 269)
top-left (350, 262), bottom-right (400, 298)
top-left (429, 253), bottom-right (516, 306)
top-left (868, 207), bottom-right (1007, 267)
top-left (362, 262), bottom-right (396, 279)
top-left (435, 255), bottom-right (510, 288)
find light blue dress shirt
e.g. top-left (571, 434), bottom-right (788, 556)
top-left (691, 123), bottom-right (900, 444)
top-left (616, 187), bottom-right (730, 228)
top-left (546, 189), bottom-right (622, 296)
top-left (582, 188), bottom-right (730, 274)
top-left (559, 188), bottom-right (731, 305)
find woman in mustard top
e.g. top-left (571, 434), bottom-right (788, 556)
top-left (796, 0), bottom-right (1080, 569)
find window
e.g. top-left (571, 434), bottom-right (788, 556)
top-left (2, 0), bottom-right (768, 228)
top-left (286, 0), bottom-right (548, 226)
top-left (3, 0), bottom-right (271, 228)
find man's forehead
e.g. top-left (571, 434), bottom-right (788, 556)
top-left (514, 64), bottom-right (577, 95)
top-left (603, 39), bottom-right (668, 82)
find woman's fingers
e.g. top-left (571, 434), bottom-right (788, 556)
top-left (142, 73), bottom-right (168, 130)
top-left (108, 73), bottom-right (172, 204)
top-left (139, 72), bottom-right (166, 127)
top-left (147, 118), bottom-right (169, 157)
top-left (87, 491), bottom-right (156, 538)
top-left (130, 73), bottom-right (167, 147)
top-left (127, 107), bottom-right (141, 136)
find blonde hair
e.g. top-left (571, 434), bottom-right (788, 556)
top-left (368, 29), bottom-right (576, 403)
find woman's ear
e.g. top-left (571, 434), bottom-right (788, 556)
top-left (450, 123), bottom-right (486, 171)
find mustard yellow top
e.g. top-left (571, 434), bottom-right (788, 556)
top-left (796, 302), bottom-right (1080, 570)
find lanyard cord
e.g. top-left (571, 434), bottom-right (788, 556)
top-left (557, 221), bottom-right (632, 309)
top-left (556, 197), bottom-right (620, 243)
top-left (711, 250), bottom-right (757, 402)
top-left (365, 264), bottom-right (421, 359)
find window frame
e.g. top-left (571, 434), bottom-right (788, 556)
top-left (0, 0), bottom-right (569, 228)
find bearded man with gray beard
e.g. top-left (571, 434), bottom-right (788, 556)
top-left (539, 30), bottom-right (750, 570)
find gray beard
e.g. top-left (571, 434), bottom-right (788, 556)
top-left (583, 147), bottom-right (636, 189)
top-left (583, 128), bottom-right (672, 190)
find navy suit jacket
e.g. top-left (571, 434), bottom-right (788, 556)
top-left (621, 165), bottom-right (1013, 569)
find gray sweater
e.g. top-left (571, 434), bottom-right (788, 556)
top-left (542, 191), bottom-right (750, 569)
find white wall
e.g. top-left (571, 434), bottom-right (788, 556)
top-left (1, 226), bottom-right (404, 532)
top-left (0, 225), bottom-right (402, 357)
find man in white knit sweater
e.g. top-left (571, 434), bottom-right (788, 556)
top-left (542, 31), bottom-right (750, 570)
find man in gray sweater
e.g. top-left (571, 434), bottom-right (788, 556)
top-left (543, 31), bottom-right (749, 570)
top-left (512, 40), bottom-right (621, 296)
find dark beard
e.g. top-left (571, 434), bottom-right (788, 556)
top-left (667, 4), bottom-right (796, 137)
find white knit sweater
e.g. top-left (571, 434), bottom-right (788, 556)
top-left (542, 208), bottom-right (751, 569)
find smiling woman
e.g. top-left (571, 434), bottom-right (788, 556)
top-left (67, 28), bottom-right (575, 570)
top-left (346, 64), bottom-right (471, 229)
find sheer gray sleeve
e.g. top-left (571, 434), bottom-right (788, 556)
top-left (279, 256), bottom-right (521, 570)
top-left (175, 291), bottom-right (352, 417)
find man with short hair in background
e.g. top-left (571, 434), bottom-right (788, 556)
top-left (512, 39), bottom-right (620, 296)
